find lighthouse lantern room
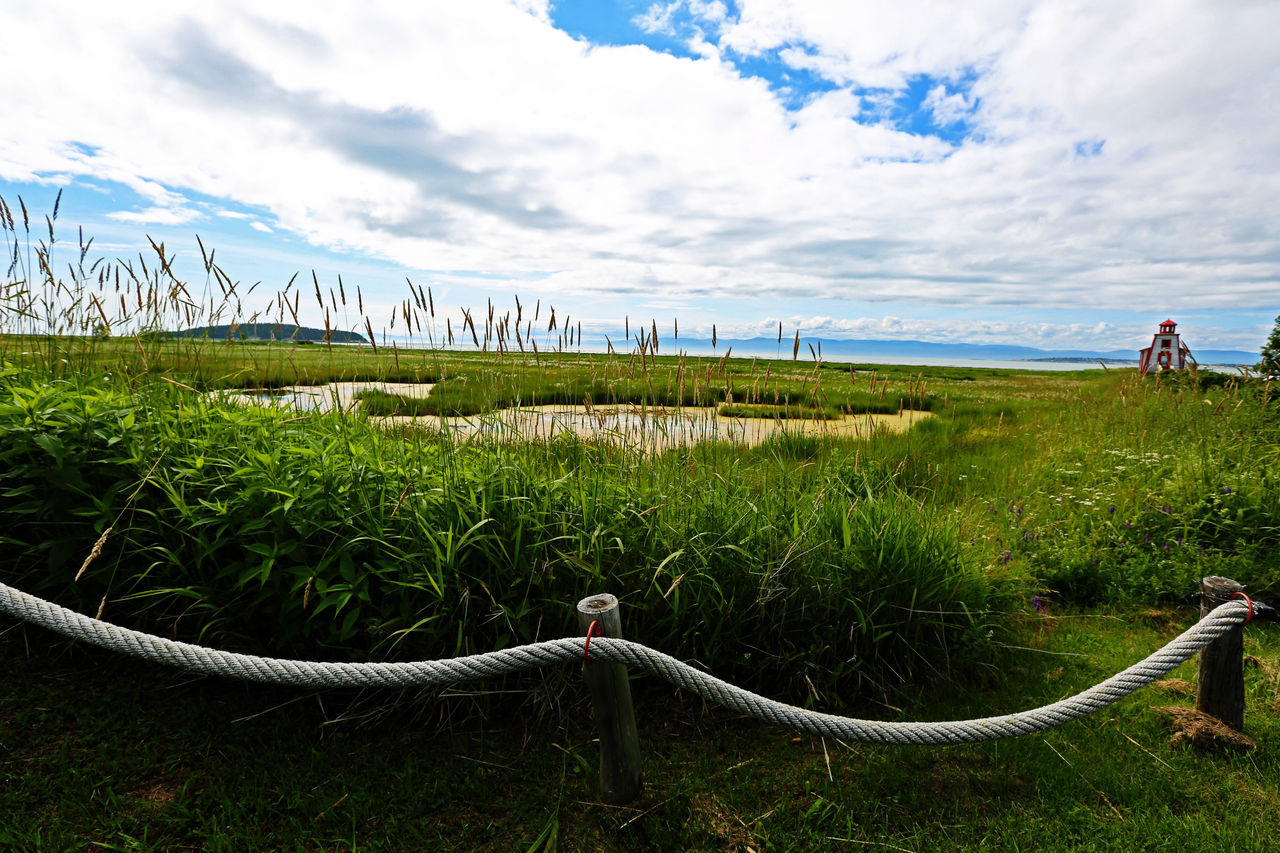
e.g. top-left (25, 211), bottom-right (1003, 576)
top-left (1138, 319), bottom-right (1190, 373)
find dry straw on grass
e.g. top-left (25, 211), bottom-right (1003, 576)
top-left (1150, 677), bottom-right (1196, 697)
top-left (1155, 706), bottom-right (1257, 751)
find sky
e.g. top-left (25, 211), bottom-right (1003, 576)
top-left (1, 0), bottom-right (1277, 354)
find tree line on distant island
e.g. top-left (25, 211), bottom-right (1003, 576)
top-left (176, 324), bottom-right (367, 344)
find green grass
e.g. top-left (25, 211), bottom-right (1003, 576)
top-left (717, 402), bottom-right (840, 420)
top-left (0, 367), bottom-right (1004, 696)
top-left (4, 194), bottom-right (1280, 849)
top-left (4, 606), bottom-right (1278, 851)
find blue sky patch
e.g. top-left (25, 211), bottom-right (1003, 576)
top-left (552, 0), bottom-right (704, 59)
top-left (727, 50), bottom-right (841, 111)
top-left (1075, 139), bottom-right (1105, 157)
top-left (66, 141), bottom-right (102, 158)
top-left (551, 1), bottom-right (979, 143)
top-left (870, 73), bottom-right (977, 146)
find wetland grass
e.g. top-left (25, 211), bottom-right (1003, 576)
top-left (2, 194), bottom-right (1278, 704)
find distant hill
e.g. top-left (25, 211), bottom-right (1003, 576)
top-left (649, 336), bottom-right (1259, 366)
top-left (177, 324), bottom-right (368, 344)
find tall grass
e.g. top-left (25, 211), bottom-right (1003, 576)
top-left (2, 194), bottom-right (1276, 708)
top-left (0, 370), bottom-right (1003, 698)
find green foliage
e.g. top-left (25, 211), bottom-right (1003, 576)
top-left (0, 365), bottom-right (1004, 698)
top-left (1259, 313), bottom-right (1280, 378)
top-left (3, 200), bottom-right (1277, 709)
top-left (970, 372), bottom-right (1280, 604)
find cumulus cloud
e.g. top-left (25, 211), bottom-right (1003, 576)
top-left (0, 0), bottom-right (1276, 351)
top-left (922, 85), bottom-right (973, 127)
top-left (634, 2), bottom-right (682, 35)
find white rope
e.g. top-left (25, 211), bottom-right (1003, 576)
top-left (0, 581), bottom-right (1251, 744)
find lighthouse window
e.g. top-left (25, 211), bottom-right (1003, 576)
top-left (1161, 340), bottom-right (1171, 348)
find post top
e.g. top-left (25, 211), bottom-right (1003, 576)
top-left (1201, 576), bottom-right (1245, 606)
top-left (577, 593), bottom-right (619, 614)
top-left (1202, 576), bottom-right (1243, 590)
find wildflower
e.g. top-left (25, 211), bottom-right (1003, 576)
top-left (1108, 506), bottom-right (1115, 514)
top-left (1032, 595), bottom-right (1049, 614)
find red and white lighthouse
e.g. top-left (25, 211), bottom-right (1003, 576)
top-left (1138, 319), bottom-right (1191, 373)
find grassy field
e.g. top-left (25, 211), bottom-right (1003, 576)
top-left (2, 197), bottom-right (1279, 849)
top-left (4, 607), bottom-right (1279, 851)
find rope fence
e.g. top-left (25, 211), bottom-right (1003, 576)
top-left (0, 579), bottom-right (1261, 742)
top-left (1, 577), bottom-right (1272, 803)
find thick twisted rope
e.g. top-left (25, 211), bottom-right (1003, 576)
top-left (0, 581), bottom-right (1250, 744)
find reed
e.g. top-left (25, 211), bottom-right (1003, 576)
top-left (3, 196), bottom-right (1276, 706)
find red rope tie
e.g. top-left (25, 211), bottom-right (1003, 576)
top-left (584, 620), bottom-right (602, 666)
top-left (1230, 592), bottom-right (1255, 625)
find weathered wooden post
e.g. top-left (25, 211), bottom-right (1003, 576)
top-left (1196, 576), bottom-right (1246, 731)
top-left (576, 593), bottom-right (643, 805)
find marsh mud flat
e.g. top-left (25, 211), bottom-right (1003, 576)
top-left (218, 382), bottom-right (929, 449)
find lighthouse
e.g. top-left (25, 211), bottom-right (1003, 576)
top-left (1138, 319), bottom-right (1191, 373)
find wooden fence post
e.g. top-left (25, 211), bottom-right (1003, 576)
top-left (1196, 576), bottom-right (1246, 731)
top-left (576, 593), bottom-right (643, 805)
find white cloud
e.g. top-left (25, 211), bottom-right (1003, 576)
top-left (689, 1), bottom-right (729, 25)
top-left (687, 34), bottom-right (722, 60)
top-left (107, 206), bottom-right (201, 226)
top-left (0, 0), bottom-right (1276, 348)
top-left (506, 0), bottom-right (551, 24)
top-left (250, 221), bottom-right (273, 233)
top-left (709, 314), bottom-right (1258, 354)
top-left (634, 2), bottom-right (681, 35)
top-left (721, 1), bottom-right (1030, 88)
top-left (922, 85), bottom-right (972, 127)
top-left (635, 0), bottom-right (727, 35)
